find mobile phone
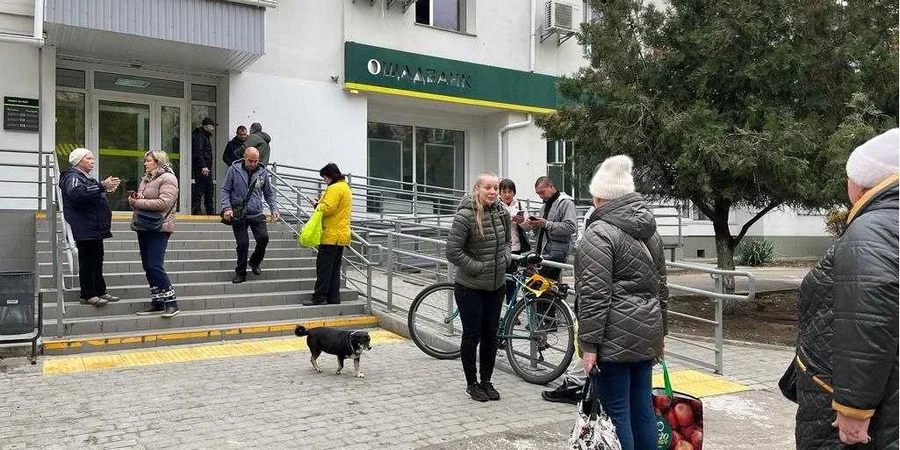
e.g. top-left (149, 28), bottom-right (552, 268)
top-left (516, 210), bottom-right (525, 217)
top-left (529, 216), bottom-right (540, 221)
top-left (127, 190), bottom-right (136, 198)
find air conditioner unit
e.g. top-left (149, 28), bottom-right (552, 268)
top-left (544, 0), bottom-right (575, 33)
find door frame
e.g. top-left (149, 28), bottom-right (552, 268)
top-left (91, 91), bottom-right (189, 211)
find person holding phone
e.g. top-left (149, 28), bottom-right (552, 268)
top-left (59, 148), bottom-right (120, 307)
top-left (528, 176), bottom-right (577, 282)
top-left (130, 150), bottom-right (180, 318)
top-left (499, 179), bottom-right (532, 303)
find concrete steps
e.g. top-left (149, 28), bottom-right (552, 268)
top-left (41, 267), bottom-right (316, 288)
top-left (39, 256), bottom-right (317, 277)
top-left (35, 217), bottom-right (367, 353)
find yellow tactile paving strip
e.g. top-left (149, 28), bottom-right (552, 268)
top-left (43, 329), bottom-right (406, 375)
top-left (43, 316), bottom-right (379, 351)
top-left (653, 369), bottom-right (750, 398)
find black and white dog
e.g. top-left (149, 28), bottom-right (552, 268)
top-left (294, 325), bottom-right (372, 378)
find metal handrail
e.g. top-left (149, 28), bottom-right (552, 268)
top-left (343, 222), bottom-right (754, 375)
top-left (268, 169), bottom-right (377, 314)
top-left (43, 155), bottom-right (67, 337)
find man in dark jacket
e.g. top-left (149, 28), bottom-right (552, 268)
top-left (220, 147), bottom-right (280, 284)
top-left (222, 125), bottom-right (247, 167)
top-left (237, 122), bottom-right (272, 166)
top-left (59, 148), bottom-right (121, 307)
top-left (191, 117), bottom-right (216, 215)
top-left (527, 176), bottom-right (577, 281)
top-left (828, 129), bottom-right (898, 449)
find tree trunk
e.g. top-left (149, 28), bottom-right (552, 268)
top-left (711, 211), bottom-right (737, 294)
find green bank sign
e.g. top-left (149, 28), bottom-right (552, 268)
top-left (344, 42), bottom-right (559, 113)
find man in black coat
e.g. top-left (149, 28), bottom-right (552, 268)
top-left (59, 148), bottom-right (121, 307)
top-left (222, 125), bottom-right (247, 167)
top-left (191, 117), bottom-right (216, 215)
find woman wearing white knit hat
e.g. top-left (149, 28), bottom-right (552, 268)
top-left (789, 128), bottom-right (898, 449)
top-left (574, 154), bottom-right (668, 449)
top-left (59, 148), bottom-right (121, 307)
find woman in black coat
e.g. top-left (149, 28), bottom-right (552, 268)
top-left (59, 148), bottom-right (121, 307)
top-left (791, 129), bottom-right (899, 449)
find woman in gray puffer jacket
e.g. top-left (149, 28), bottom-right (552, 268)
top-left (445, 173), bottom-right (511, 403)
top-left (576, 155), bottom-right (667, 450)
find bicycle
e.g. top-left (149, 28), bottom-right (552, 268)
top-left (407, 254), bottom-right (576, 385)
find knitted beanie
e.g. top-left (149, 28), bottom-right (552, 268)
top-left (589, 155), bottom-right (635, 200)
top-left (69, 148), bottom-right (91, 166)
top-left (846, 128), bottom-right (900, 188)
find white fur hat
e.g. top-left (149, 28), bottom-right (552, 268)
top-left (69, 148), bottom-right (92, 166)
top-left (846, 128), bottom-right (900, 188)
top-left (589, 155), bottom-right (635, 200)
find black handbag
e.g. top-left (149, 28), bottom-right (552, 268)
top-left (221, 181), bottom-right (257, 226)
top-left (779, 358), bottom-right (798, 403)
top-left (133, 199), bottom-right (175, 232)
top-left (132, 210), bottom-right (165, 232)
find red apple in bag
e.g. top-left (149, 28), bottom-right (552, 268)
top-left (667, 409), bottom-right (679, 430)
top-left (691, 429), bottom-right (703, 449)
top-left (655, 394), bottom-right (672, 411)
top-left (674, 402), bottom-right (694, 428)
top-left (670, 430), bottom-right (684, 449)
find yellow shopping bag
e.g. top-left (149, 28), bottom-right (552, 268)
top-left (298, 210), bottom-right (323, 248)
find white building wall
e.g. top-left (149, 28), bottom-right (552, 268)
top-left (0, 41), bottom-right (56, 209)
top-left (237, 0), bottom-right (583, 187)
top-left (228, 71), bottom-right (369, 177)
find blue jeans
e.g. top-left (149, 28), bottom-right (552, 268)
top-left (137, 231), bottom-right (176, 307)
top-left (595, 360), bottom-right (656, 450)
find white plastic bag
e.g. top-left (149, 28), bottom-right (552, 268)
top-left (569, 370), bottom-right (622, 450)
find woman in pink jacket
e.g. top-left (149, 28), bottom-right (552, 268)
top-left (129, 150), bottom-right (180, 318)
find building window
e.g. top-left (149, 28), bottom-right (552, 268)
top-left (547, 140), bottom-right (589, 200)
top-left (680, 202), bottom-right (710, 221)
top-left (55, 91), bottom-right (86, 169)
top-left (367, 122), bottom-right (465, 214)
top-left (416, 0), bottom-right (466, 32)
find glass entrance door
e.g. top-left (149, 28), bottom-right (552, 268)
top-left (94, 96), bottom-right (185, 211)
top-left (98, 100), bottom-right (150, 211)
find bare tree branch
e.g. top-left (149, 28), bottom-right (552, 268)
top-left (732, 200), bottom-right (783, 247)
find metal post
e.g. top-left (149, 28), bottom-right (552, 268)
top-left (713, 275), bottom-right (724, 374)
top-left (46, 156), bottom-right (65, 337)
top-left (365, 263), bottom-right (373, 315)
top-left (412, 182), bottom-right (418, 218)
top-left (386, 233), bottom-right (394, 312)
top-left (37, 46), bottom-right (43, 210)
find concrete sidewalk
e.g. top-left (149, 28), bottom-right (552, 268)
top-left (0, 333), bottom-right (798, 450)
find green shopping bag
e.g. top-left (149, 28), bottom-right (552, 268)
top-left (298, 210), bottom-right (323, 248)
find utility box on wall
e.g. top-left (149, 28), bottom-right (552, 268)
top-left (0, 271), bottom-right (35, 335)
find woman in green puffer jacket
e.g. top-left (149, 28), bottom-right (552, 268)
top-left (445, 172), bottom-right (511, 403)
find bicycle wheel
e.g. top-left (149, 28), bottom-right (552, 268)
top-left (407, 282), bottom-right (462, 360)
top-left (504, 295), bottom-right (575, 384)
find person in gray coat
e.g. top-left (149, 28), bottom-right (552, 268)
top-left (576, 155), bottom-right (667, 450)
top-left (445, 173), bottom-right (511, 403)
top-left (527, 176), bottom-right (577, 281)
top-left (789, 128), bottom-right (898, 449)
